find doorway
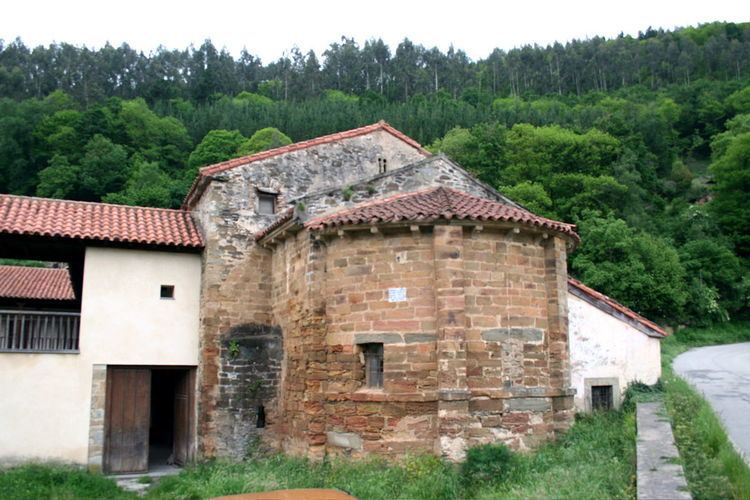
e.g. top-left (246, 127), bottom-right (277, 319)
top-left (103, 366), bottom-right (196, 475)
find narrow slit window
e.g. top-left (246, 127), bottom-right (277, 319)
top-left (377, 157), bottom-right (388, 174)
top-left (362, 343), bottom-right (384, 388)
top-left (258, 191), bottom-right (277, 215)
top-left (591, 385), bottom-right (613, 411)
top-left (160, 285), bottom-right (175, 299)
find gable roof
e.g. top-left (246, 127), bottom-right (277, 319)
top-left (568, 278), bottom-right (667, 338)
top-left (0, 265), bottom-right (75, 301)
top-left (0, 194), bottom-right (204, 249)
top-left (304, 186), bottom-right (579, 241)
top-left (183, 121), bottom-right (431, 208)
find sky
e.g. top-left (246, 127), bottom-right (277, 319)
top-left (1, 0), bottom-right (747, 63)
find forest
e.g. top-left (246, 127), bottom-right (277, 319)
top-left (0, 21), bottom-right (748, 327)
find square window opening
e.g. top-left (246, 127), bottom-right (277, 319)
top-left (361, 343), bottom-right (384, 388)
top-left (258, 191), bottom-right (277, 215)
top-left (591, 385), bottom-right (613, 411)
top-left (160, 285), bottom-right (175, 299)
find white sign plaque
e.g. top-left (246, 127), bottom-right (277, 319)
top-left (388, 287), bottom-right (407, 303)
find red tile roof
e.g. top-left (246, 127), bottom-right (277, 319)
top-left (303, 187), bottom-right (579, 241)
top-left (568, 278), bottom-right (667, 337)
top-left (0, 265), bottom-right (75, 301)
top-left (183, 121), bottom-right (430, 208)
top-left (0, 195), bottom-right (204, 249)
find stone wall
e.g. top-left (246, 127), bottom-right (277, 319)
top-left (294, 155), bottom-right (517, 223)
top-left (193, 131), bottom-right (427, 458)
top-left (265, 223), bottom-right (574, 461)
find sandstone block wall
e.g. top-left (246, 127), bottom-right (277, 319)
top-left (267, 224), bottom-right (574, 461)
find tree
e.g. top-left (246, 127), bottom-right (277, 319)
top-left (679, 239), bottom-right (747, 323)
top-left (36, 154), bottom-right (80, 199)
top-left (501, 182), bottom-right (554, 217)
top-left (709, 132), bottom-right (750, 256)
top-left (78, 134), bottom-right (129, 199)
top-left (238, 127), bottom-right (292, 155)
top-left (187, 129), bottom-right (245, 170)
top-left (103, 160), bottom-right (176, 208)
top-left (571, 215), bottom-right (687, 322)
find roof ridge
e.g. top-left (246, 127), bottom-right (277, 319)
top-left (567, 277), bottom-right (666, 336)
top-left (298, 186), bottom-right (578, 243)
top-left (183, 121), bottom-right (431, 208)
top-left (0, 193), bottom-right (192, 215)
top-left (303, 187), bottom-right (442, 228)
top-left (199, 121), bottom-right (427, 176)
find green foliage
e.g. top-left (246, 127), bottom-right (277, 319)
top-left (572, 215), bottom-right (688, 322)
top-left (727, 86), bottom-right (750, 114)
top-left (103, 160), bottom-right (180, 208)
top-left (0, 464), bottom-right (134, 499)
top-left (188, 129), bottom-right (246, 170)
top-left (228, 339), bottom-right (240, 359)
top-left (148, 409), bottom-right (635, 499)
top-left (679, 240), bottom-right (747, 323)
top-left (234, 92), bottom-right (274, 106)
top-left (461, 443), bottom-right (515, 486)
top-left (710, 131), bottom-right (750, 257)
top-left (36, 155), bottom-right (80, 199)
top-left (237, 127), bottom-right (292, 156)
top-left (501, 182), bottom-right (553, 217)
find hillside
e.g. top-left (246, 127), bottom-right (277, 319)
top-left (0, 21), bottom-right (748, 326)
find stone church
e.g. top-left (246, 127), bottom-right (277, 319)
top-left (188, 121), bottom-right (578, 461)
top-left (0, 121), bottom-right (663, 473)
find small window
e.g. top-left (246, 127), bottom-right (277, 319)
top-left (160, 285), bottom-right (175, 299)
top-left (591, 385), bottom-right (613, 411)
top-left (362, 343), bottom-right (384, 388)
top-left (258, 191), bottom-right (277, 215)
top-left (377, 157), bottom-right (388, 174)
top-left (256, 404), bottom-right (266, 428)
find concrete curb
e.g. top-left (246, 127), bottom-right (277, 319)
top-left (636, 401), bottom-right (691, 499)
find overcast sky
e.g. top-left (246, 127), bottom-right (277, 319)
top-left (2, 1), bottom-right (747, 62)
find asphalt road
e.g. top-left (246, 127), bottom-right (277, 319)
top-left (673, 342), bottom-right (750, 463)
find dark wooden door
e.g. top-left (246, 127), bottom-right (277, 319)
top-left (104, 367), bottom-right (151, 474)
top-left (172, 369), bottom-right (195, 466)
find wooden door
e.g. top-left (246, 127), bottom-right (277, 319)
top-left (172, 369), bottom-right (195, 466)
top-left (104, 367), bottom-right (151, 474)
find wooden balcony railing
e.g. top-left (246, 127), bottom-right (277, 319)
top-left (0, 310), bottom-right (80, 353)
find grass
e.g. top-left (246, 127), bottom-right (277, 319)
top-left (0, 410), bottom-right (635, 499)
top-left (143, 409), bottom-right (635, 500)
top-left (0, 463), bottom-right (134, 499)
top-left (661, 321), bottom-right (750, 499)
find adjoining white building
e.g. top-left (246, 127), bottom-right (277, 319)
top-left (568, 278), bottom-right (666, 412)
top-left (0, 195), bottom-right (203, 473)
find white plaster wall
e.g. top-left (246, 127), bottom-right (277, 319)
top-left (0, 247), bottom-right (201, 465)
top-left (568, 293), bottom-right (662, 411)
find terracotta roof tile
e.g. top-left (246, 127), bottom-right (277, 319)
top-left (568, 278), bottom-right (667, 337)
top-left (254, 207), bottom-right (296, 242)
top-left (183, 121), bottom-right (430, 208)
top-left (304, 187), bottom-right (579, 241)
top-left (0, 195), bottom-right (204, 249)
top-left (0, 265), bottom-right (75, 301)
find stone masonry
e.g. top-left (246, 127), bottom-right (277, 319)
top-left (189, 123), bottom-right (576, 461)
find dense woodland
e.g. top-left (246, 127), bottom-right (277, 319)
top-left (1, 22), bottom-right (749, 326)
